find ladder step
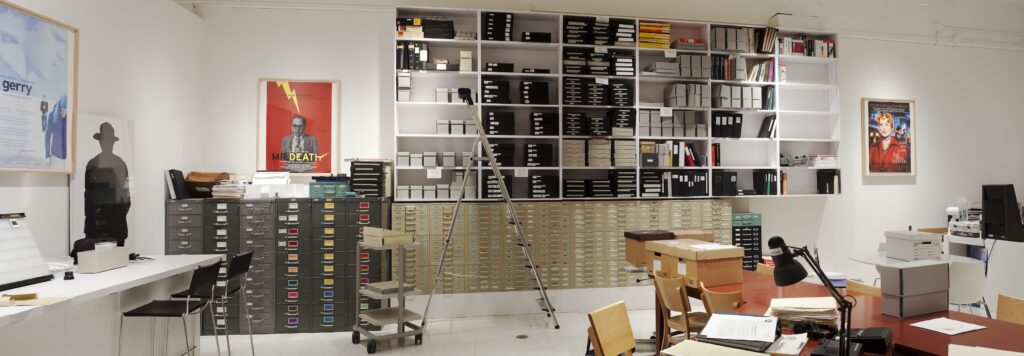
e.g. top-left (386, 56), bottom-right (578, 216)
top-left (471, 157), bottom-right (490, 161)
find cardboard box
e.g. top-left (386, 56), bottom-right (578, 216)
top-left (669, 230), bottom-right (714, 242)
top-left (645, 239), bottom-right (744, 287)
top-left (363, 227), bottom-right (413, 247)
top-left (878, 260), bottom-right (949, 318)
top-left (623, 230), bottom-right (673, 267)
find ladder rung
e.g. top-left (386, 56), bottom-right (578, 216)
top-left (471, 157), bottom-right (490, 161)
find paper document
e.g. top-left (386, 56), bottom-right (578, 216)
top-left (949, 344), bottom-right (1024, 355)
top-left (911, 317), bottom-right (986, 336)
top-left (691, 243), bottom-right (734, 250)
top-left (662, 340), bottom-right (765, 356)
top-left (700, 313), bottom-right (779, 343)
top-left (764, 333), bottom-right (808, 356)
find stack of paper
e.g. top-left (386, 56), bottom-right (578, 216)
top-left (212, 180), bottom-right (247, 199)
top-left (767, 297), bottom-right (839, 327)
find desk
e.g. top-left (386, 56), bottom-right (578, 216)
top-left (706, 271), bottom-right (1024, 355)
top-left (850, 250), bottom-right (979, 266)
top-left (0, 254), bottom-right (221, 356)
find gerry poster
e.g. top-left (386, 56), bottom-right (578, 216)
top-left (257, 79), bottom-right (338, 174)
top-left (0, 1), bottom-right (78, 173)
top-left (862, 98), bottom-right (915, 176)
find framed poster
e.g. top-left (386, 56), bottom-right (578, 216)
top-left (70, 114), bottom-right (134, 251)
top-left (862, 98), bottom-right (915, 176)
top-left (257, 79), bottom-right (339, 174)
top-left (0, 0), bottom-right (78, 173)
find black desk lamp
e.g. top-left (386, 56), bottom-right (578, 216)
top-left (767, 236), bottom-right (862, 356)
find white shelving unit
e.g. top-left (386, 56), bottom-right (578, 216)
top-left (393, 8), bottom-right (840, 201)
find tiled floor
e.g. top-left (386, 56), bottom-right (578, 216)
top-left (199, 310), bottom-right (662, 356)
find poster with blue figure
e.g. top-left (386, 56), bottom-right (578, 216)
top-left (0, 1), bottom-right (77, 173)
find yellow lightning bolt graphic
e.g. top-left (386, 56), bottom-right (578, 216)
top-left (317, 153), bottom-right (329, 161)
top-left (276, 81), bottom-right (301, 113)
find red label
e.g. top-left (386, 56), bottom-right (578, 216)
top-left (360, 278), bottom-right (369, 285)
top-left (359, 202), bottom-right (369, 209)
top-left (288, 291), bottom-right (298, 298)
top-left (360, 265), bottom-right (369, 271)
top-left (288, 228), bottom-right (298, 235)
top-left (360, 252), bottom-right (369, 259)
top-left (288, 241), bottom-right (298, 247)
top-left (359, 214), bottom-right (369, 221)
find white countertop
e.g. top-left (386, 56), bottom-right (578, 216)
top-left (0, 254), bottom-right (221, 328)
top-left (850, 250), bottom-right (980, 266)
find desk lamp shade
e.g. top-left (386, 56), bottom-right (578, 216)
top-left (768, 236), bottom-right (809, 286)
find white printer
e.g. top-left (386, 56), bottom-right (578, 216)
top-left (884, 230), bottom-right (942, 261)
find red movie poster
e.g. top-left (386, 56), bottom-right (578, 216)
top-left (263, 81), bottom-right (334, 173)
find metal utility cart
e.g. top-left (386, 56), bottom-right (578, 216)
top-left (351, 240), bottom-right (422, 354)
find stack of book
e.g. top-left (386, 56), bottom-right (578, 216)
top-left (530, 175), bottom-right (557, 198)
top-left (711, 55), bottom-right (746, 81)
top-left (587, 51), bottom-right (610, 75)
top-left (563, 49), bottom-right (587, 74)
top-left (563, 179), bottom-right (587, 198)
top-left (752, 169), bottom-right (778, 195)
top-left (613, 140), bottom-right (636, 167)
top-left (757, 115), bottom-right (777, 139)
top-left (712, 112), bottom-right (744, 138)
top-left (350, 160), bottom-right (389, 197)
top-left (562, 140), bottom-right (586, 167)
top-left (485, 62), bottom-right (514, 72)
top-left (563, 112), bottom-right (587, 136)
top-left (586, 79), bottom-right (609, 106)
top-left (639, 21), bottom-right (671, 48)
top-left (612, 170), bottom-right (637, 197)
top-left (669, 171), bottom-right (708, 197)
top-left (610, 108), bottom-right (634, 137)
top-left (520, 81), bottom-right (549, 104)
top-left (712, 170), bottom-right (738, 196)
top-left (485, 111), bottom-right (515, 135)
top-left (644, 61), bottom-right (680, 76)
top-left (488, 143), bottom-right (515, 166)
top-left (673, 37), bottom-right (707, 51)
top-left (664, 83), bottom-right (710, 108)
top-left (592, 19), bottom-right (611, 45)
top-left (639, 141), bottom-right (706, 167)
top-left (779, 36), bottom-right (835, 57)
top-left (610, 81), bottom-right (633, 106)
top-left (711, 26), bottom-right (778, 53)
top-left (482, 79), bottom-right (511, 104)
top-left (524, 144), bottom-right (554, 167)
top-left (766, 297), bottom-right (839, 328)
top-left (748, 59), bottom-right (775, 82)
top-left (563, 16), bottom-right (593, 44)
top-left (396, 41), bottom-right (429, 70)
top-left (588, 115), bottom-right (610, 136)
top-left (588, 139), bottom-right (612, 167)
top-left (610, 19), bottom-right (636, 46)
top-left (522, 31), bottom-right (551, 43)
top-left (483, 171), bottom-right (512, 198)
top-left (482, 12), bottom-right (512, 41)
top-left (562, 77), bottom-right (586, 105)
top-left (640, 170), bottom-right (665, 197)
top-left (589, 179), bottom-right (614, 197)
top-left (212, 180), bottom-right (246, 199)
top-left (530, 112), bottom-right (558, 136)
top-left (396, 17), bottom-right (456, 39)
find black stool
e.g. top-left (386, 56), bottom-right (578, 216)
top-left (173, 251), bottom-right (255, 355)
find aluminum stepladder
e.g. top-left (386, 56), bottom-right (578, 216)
top-left (419, 88), bottom-right (560, 330)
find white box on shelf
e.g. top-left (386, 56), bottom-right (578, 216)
top-left (435, 88), bottom-right (450, 102)
top-left (743, 86), bottom-right (754, 109)
top-left (410, 185), bottom-right (424, 200)
top-left (436, 119), bottom-right (450, 134)
top-left (451, 120), bottom-right (465, 134)
top-left (460, 51), bottom-right (473, 72)
top-left (423, 152), bottom-right (438, 167)
top-left (397, 73), bottom-right (412, 88)
top-left (442, 152), bottom-right (456, 167)
top-left (437, 184), bottom-right (450, 199)
top-left (752, 87), bottom-right (762, 109)
top-left (397, 152), bottom-right (411, 166)
top-left (424, 186), bottom-right (437, 200)
top-left (810, 155), bottom-right (838, 168)
top-left (397, 186), bottom-right (410, 200)
top-left (397, 89), bottom-right (411, 102)
top-left (410, 153), bottom-right (423, 167)
top-left (730, 86), bottom-right (742, 108)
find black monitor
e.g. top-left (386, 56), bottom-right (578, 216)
top-left (982, 184), bottom-right (1024, 242)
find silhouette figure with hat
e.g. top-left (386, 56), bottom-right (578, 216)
top-left (82, 122), bottom-right (131, 246)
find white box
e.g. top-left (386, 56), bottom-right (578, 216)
top-left (397, 89), bottom-right (411, 102)
top-left (450, 120), bottom-right (464, 135)
top-left (730, 86), bottom-right (742, 108)
top-left (442, 152), bottom-right (456, 167)
top-left (436, 119), bottom-right (450, 134)
top-left (410, 185), bottom-right (423, 199)
top-left (437, 184), bottom-right (450, 200)
top-left (423, 152), bottom-right (438, 167)
top-left (397, 186), bottom-right (410, 200)
top-left (464, 121), bottom-right (477, 135)
top-left (885, 231), bottom-right (943, 262)
top-left (435, 88), bottom-right (450, 102)
top-left (78, 246), bottom-right (129, 274)
top-left (396, 73), bottom-right (412, 88)
top-left (410, 153), bottom-right (423, 167)
top-left (743, 86), bottom-right (754, 108)
top-left (460, 51), bottom-right (473, 72)
top-left (424, 186), bottom-right (437, 200)
top-left (397, 152), bottom-right (411, 166)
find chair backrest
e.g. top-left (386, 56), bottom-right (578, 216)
top-left (846, 279), bottom-right (881, 297)
top-left (997, 293), bottom-right (1024, 326)
top-left (654, 275), bottom-right (691, 314)
top-left (756, 263), bottom-right (775, 275)
top-left (948, 260), bottom-right (986, 305)
top-left (700, 281), bottom-right (744, 315)
top-left (226, 250), bottom-right (255, 279)
top-left (587, 301), bottom-right (635, 356)
top-left (186, 261), bottom-right (223, 297)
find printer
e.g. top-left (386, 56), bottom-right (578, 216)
top-left (884, 230), bottom-right (942, 262)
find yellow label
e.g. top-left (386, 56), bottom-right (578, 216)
top-left (325, 240), bottom-right (334, 247)
top-left (288, 267), bottom-right (298, 273)
top-left (289, 254), bottom-right (298, 261)
top-left (413, 18), bottom-right (421, 26)
top-left (325, 228), bottom-right (335, 235)
top-left (325, 265), bottom-right (334, 272)
top-left (325, 214), bottom-right (334, 221)
top-left (325, 202), bottom-right (335, 209)
top-left (325, 253), bottom-right (334, 260)
top-left (325, 279), bottom-right (334, 286)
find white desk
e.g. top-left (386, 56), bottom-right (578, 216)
top-left (0, 254), bottom-right (221, 356)
top-left (850, 250), bottom-right (979, 266)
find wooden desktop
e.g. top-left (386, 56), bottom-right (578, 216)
top-left (691, 271), bottom-right (1024, 355)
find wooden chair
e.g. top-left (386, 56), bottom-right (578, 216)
top-left (654, 276), bottom-right (710, 350)
top-left (997, 293), bottom-right (1024, 326)
top-left (699, 281), bottom-right (744, 314)
top-left (755, 263), bottom-right (775, 275)
top-left (587, 301), bottom-right (636, 356)
top-left (846, 280), bottom-right (881, 297)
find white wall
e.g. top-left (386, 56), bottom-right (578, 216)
top-left (0, 0), bottom-right (205, 256)
top-left (194, 0), bottom-right (1024, 314)
top-left (197, 5), bottom-right (395, 174)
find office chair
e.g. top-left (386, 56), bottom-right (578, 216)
top-left (699, 281), bottom-right (745, 314)
top-left (654, 276), bottom-right (709, 350)
top-left (118, 261), bottom-right (222, 356)
top-left (997, 293), bottom-right (1024, 325)
top-left (949, 260), bottom-right (990, 317)
top-left (586, 301), bottom-right (636, 356)
top-left (172, 251), bottom-right (255, 356)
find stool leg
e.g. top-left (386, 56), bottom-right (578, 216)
top-left (117, 315), bottom-right (125, 356)
top-left (210, 304), bottom-right (222, 356)
top-left (242, 291), bottom-right (255, 356)
top-left (225, 305), bottom-right (232, 355)
top-left (182, 315), bottom-right (192, 356)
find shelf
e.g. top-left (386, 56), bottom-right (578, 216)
top-left (711, 166), bottom-right (778, 170)
top-left (639, 74), bottom-right (708, 83)
top-left (359, 307), bottom-right (423, 326)
top-left (635, 195), bottom-right (712, 200)
top-left (639, 167), bottom-right (709, 170)
top-left (480, 72), bottom-right (560, 79)
top-left (778, 55), bottom-right (837, 64)
top-left (637, 106), bottom-right (709, 111)
top-left (397, 101), bottom-right (465, 106)
top-left (395, 166), bottom-right (470, 170)
top-left (397, 133), bottom-right (475, 138)
top-left (638, 136), bottom-right (709, 141)
top-left (360, 287), bottom-right (421, 300)
top-left (479, 103), bottom-right (559, 108)
top-left (708, 51), bottom-right (775, 59)
top-left (396, 37), bottom-right (478, 47)
top-left (561, 43), bottom-right (636, 50)
top-left (475, 166), bottom-right (559, 170)
top-left (638, 47), bottom-right (708, 55)
top-left (564, 135), bottom-right (636, 139)
top-left (562, 166), bottom-right (638, 170)
top-left (487, 135), bottom-right (560, 139)
top-left (711, 107), bottom-right (773, 112)
top-left (710, 137), bottom-right (774, 142)
top-left (947, 234), bottom-right (986, 247)
top-left (709, 79), bottom-right (775, 86)
top-left (778, 138), bottom-right (839, 142)
top-left (780, 166), bottom-right (841, 170)
top-left (725, 194), bottom-right (835, 198)
top-left (563, 104), bottom-right (636, 109)
top-left (397, 70), bottom-right (479, 77)
top-left (480, 40), bottom-right (559, 50)
top-left (564, 74), bottom-right (637, 80)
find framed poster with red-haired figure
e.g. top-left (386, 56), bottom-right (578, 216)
top-left (862, 98), bottom-right (915, 177)
top-left (257, 79), bottom-right (339, 174)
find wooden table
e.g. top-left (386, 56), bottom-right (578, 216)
top-left (701, 271), bottom-right (1024, 355)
